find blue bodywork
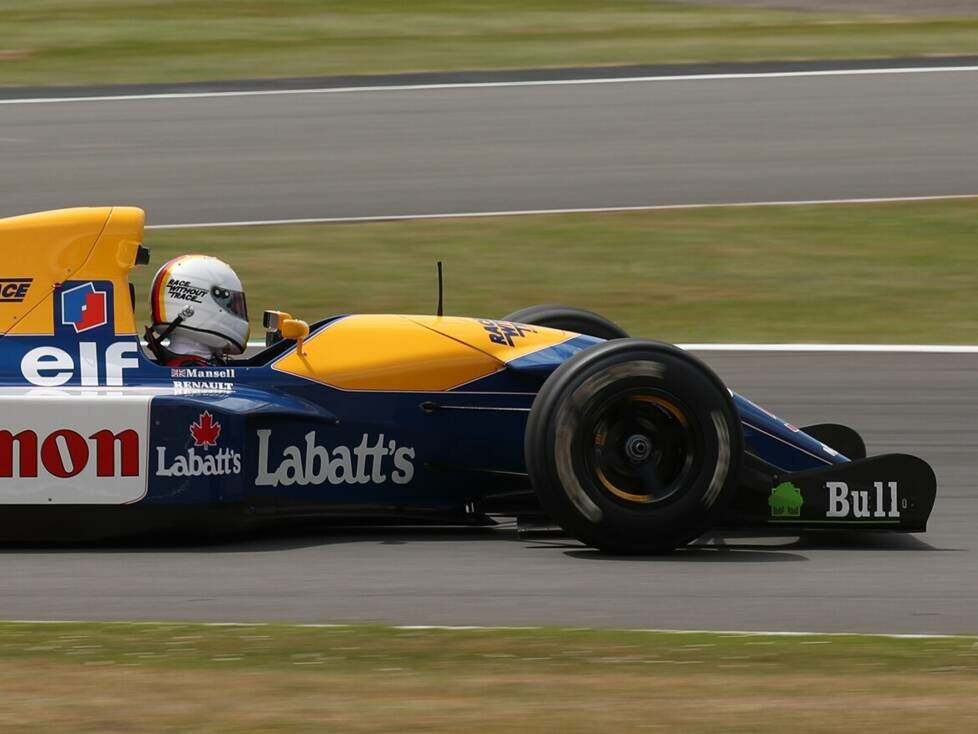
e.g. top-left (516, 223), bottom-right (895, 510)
top-left (0, 279), bottom-right (846, 521)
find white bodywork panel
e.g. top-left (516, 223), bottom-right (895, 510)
top-left (0, 389), bottom-right (163, 504)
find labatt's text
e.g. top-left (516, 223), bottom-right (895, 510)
top-left (156, 447), bottom-right (241, 477)
top-left (256, 430), bottom-right (415, 487)
top-left (156, 411), bottom-right (242, 477)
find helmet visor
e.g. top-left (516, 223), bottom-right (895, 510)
top-left (211, 286), bottom-right (248, 321)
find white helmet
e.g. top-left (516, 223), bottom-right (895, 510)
top-left (150, 255), bottom-right (250, 355)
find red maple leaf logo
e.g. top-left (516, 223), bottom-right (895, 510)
top-left (190, 411), bottom-right (221, 448)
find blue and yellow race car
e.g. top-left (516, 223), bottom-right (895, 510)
top-left (0, 207), bottom-right (936, 552)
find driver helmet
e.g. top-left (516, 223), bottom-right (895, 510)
top-left (150, 255), bottom-right (250, 356)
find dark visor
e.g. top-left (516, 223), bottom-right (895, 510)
top-left (211, 286), bottom-right (248, 320)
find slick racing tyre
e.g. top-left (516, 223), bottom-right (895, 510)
top-left (525, 339), bottom-right (742, 554)
top-left (502, 304), bottom-right (628, 340)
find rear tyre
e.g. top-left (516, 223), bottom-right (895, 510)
top-left (502, 304), bottom-right (628, 340)
top-left (525, 339), bottom-right (742, 553)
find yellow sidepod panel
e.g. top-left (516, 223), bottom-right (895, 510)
top-left (0, 206), bottom-right (144, 336)
top-left (272, 315), bottom-right (505, 391)
top-left (406, 316), bottom-right (570, 362)
top-left (0, 208), bottom-right (108, 335)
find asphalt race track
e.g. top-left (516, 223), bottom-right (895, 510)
top-left (2, 351), bottom-right (975, 634)
top-left (1, 64), bottom-right (978, 224)
top-left (2, 62), bottom-right (976, 634)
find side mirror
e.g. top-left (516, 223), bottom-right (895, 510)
top-left (280, 318), bottom-right (309, 341)
top-left (135, 244), bottom-right (151, 266)
top-left (281, 318), bottom-right (310, 356)
top-left (263, 311), bottom-right (310, 355)
top-left (263, 310), bottom-right (290, 331)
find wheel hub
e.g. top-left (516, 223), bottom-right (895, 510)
top-left (624, 434), bottom-right (652, 464)
top-left (587, 391), bottom-right (697, 506)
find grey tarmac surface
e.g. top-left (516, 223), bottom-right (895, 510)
top-left (1, 351), bottom-right (974, 634)
top-left (2, 65), bottom-right (978, 224)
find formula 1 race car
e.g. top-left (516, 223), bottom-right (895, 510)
top-left (0, 207), bottom-right (937, 552)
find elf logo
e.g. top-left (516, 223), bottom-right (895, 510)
top-left (21, 342), bottom-right (140, 387)
top-left (826, 481), bottom-right (902, 519)
top-left (61, 282), bottom-right (108, 333)
top-left (0, 428), bottom-right (139, 478)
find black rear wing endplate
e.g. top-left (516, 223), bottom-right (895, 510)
top-left (801, 423), bottom-right (866, 460)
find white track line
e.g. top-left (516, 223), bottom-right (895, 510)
top-left (2, 64), bottom-right (978, 105)
top-left (145, 193), bottom-right (978, 230)
top-left (5, 620), bottom-right (975, 639)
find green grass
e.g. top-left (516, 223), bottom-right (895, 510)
top-left (0, 622), bottom-right (975, 733)
top-left (141, 198), bottom-right (978, 344)
top-left (3, 1), bottom-right (978, 87)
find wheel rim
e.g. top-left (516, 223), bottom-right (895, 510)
top-left (586, 391), bottom-right (697, 505)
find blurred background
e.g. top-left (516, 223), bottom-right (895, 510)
top-left (3, 0), bottom-right (978, 342)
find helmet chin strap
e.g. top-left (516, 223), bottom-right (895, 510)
top-left (145, 315), bottom-right (226, 364)
top-left (144, 315), bottom-right (184, 364)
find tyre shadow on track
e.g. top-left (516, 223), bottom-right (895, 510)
top-left (558, 529), bottom-right (948, 561)
top-left (560, 546), bottom-right (809, 562)
top-left (514, 530), bottom-right (809, 562)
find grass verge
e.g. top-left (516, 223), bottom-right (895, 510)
top-left (141, 198), bottom-right (978, 344)
top-left (3, 1), bottom-right (978, 87)
top-left (0, 622), bottom-right (975, 733)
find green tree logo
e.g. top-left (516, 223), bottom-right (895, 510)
top-left (769, 482), bottom-right (804, 518)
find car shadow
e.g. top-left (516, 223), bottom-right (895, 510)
top-left (0, 524), bottom-right (512, 554)
top-left (0, 523), bottom-right (951, 557)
